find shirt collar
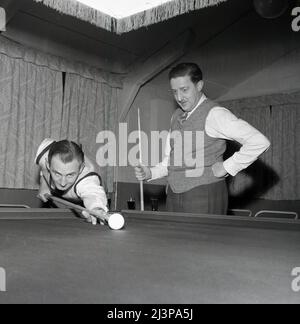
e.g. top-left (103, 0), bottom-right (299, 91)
top-left (186, 94), bottom-right (207, 119)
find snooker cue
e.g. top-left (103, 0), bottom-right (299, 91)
top-left (45, 194), bottom-right (109, 224)
top-left (138, 108), bottom-right (145, 211)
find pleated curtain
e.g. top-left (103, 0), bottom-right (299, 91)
top-left (221, 92), bottom-right (300, 200)
top-left (0, 36), bottom-right (120, 193)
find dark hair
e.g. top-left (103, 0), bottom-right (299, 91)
top-left (169, 63), bottom-right (203, 84)
top-left (48, 140), bottom-right (84, 165)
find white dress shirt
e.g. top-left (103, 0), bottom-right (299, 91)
top-left (150, 94), bottom-right (270, 181)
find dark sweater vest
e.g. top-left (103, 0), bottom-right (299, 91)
top-left (168, 99), bottom-right (226, 193)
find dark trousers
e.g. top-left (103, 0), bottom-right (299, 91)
top-left (166, 180), bottom-right (228, 215)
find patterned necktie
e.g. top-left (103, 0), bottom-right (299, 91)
top-left (178, 112), bottom-right (188, 125)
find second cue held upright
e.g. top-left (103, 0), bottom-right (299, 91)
top-left (138, 108), bottom-right (145, 211)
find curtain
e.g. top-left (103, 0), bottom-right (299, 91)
top-left (221, 92), bottom-right (300, 200)
top-left (61, 73), bottom-right (119, 193)
top-left (0, 53), bottom-right (63, 188)
top-left (0, 36), bottom-right (121, 192)
top-left (268, 102), bottom-right (300, 200)
top-left (0, 36), bottom-right (121, 88)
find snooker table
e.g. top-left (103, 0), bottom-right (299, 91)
top-left (0, 208), bottom-right (300, 304)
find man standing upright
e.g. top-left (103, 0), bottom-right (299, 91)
top-left (135, 63), bottom-right (270, 214)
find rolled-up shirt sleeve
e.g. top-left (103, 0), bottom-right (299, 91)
top-left (76, 176), bottom-right (108, 212)
top-left (206, 107), bottom-right (271, 176)
top-left (150, 156), bottom-right (169, 181)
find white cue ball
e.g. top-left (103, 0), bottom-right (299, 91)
top-left (108, 213), bottom-right (125, 230)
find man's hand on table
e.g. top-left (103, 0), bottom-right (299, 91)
top-left (82, 208), bottom-right (107, 226)
top-left (37, 190), bottom-right (51, 203)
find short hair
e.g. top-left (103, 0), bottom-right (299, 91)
top-left (169, 63), bottom-right (203, 84)
top-left (48, 140), bottom-right (84, 165)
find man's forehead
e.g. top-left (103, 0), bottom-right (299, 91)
top-left (170, 75), bottom-right (193, 88)
top-left (50, 156), bottom-right (81, 172)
